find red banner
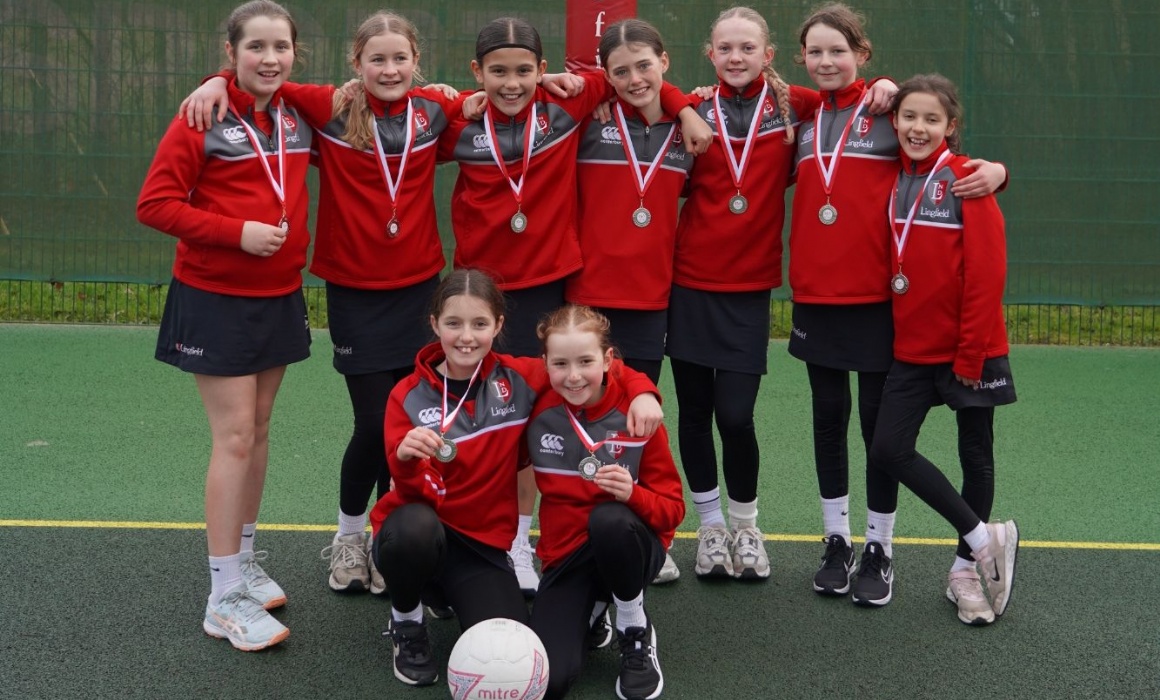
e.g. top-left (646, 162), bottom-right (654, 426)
top-left (565, 0), bottom-right (637, 72)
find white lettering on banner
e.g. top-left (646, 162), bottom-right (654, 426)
top-left (595, 11), bottom-right (606, 37)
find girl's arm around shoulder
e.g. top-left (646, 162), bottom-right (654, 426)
top-left (611, 362), bottom-right (664, 437)
top-left (136, 117), bottom-right (240, 247)
top-left (278, 80), bottom-right (339, 128)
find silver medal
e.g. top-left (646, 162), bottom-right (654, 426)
top-left (510, 211), bottom-right (528, 233)
top-left (278, 217), bottom-right (289, 233)
top-left (387, 218), bottom-right (400, 238)
top-left (891, 272), bottom-right (910, 295)
top-left (632, 207), bottom-right (652, 228)
top-left (729, 194), bottom-right (748, 215)
top-left (818, 203), bottom-right (838, 226)
top-left (434, 437), bottom-right (458, 463)
top-left (578, 455), bottom-right (601, 481)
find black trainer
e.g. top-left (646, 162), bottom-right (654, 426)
top-left (384, 618), bottom-right (438, 686)
top-left (616, 620), bottom-right (663, 700)
top-left (850, 542), bottom-right (894, 607)
top-left (813, 534), bottom-right (856, 595)
top-left (587, 605), bottom-right (613, 650)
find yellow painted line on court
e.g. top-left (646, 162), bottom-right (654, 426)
top-left (3, 519), bottom-right (1158, 551)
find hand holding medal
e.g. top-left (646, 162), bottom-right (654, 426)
top-left (592, 463), bottom-right (634, 502)
top-left (396, 426), bottom-right (447, 462)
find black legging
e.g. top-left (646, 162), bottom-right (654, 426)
top-left (373, 503), bottom-right (529, 630)
top-left (338, 368), bottom-right (411, 517)
top-left (805, 363), bottom-right (887, 499)
top-left (531, 502), bottom-right (664, 700)
top-left (867, 374), bottom-right (995, 553)
top-left (670, 358), bottom-right (762, 502)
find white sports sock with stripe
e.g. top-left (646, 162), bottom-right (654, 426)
top-left (692, 487), bottom-right (726, 528)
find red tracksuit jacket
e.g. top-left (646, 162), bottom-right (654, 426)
top-left (567, 99), bottom-right (695, 310)
top-left (526, 362), bottom-right (685, 570)
top-left (889, 142), bottom-right (1009, 380)
top-left (137, 80), bottom-right (312, 296)
top-left (789, 79), bottom-right (900, 304)
top-left (674, 79), bottom-right (819, 293)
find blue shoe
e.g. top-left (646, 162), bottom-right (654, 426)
top-left (203, 583), bottom-right (289, 651)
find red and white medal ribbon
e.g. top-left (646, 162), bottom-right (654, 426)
top-left (812, 88), bottom-right (867, 201)
top-left (888, 149), bottom-right (954, 267)
top-left (231, 101), bottom-right (288, 226)
top-left (565, 407), bottom-right (651, 458)
top-left (483, 104), bottom-right (538, 213)
top-left (370, 97), bottom-right (416, 222)
top-left (613, 103), bottom-right (676, 205)
top-left (713, 81), bottom-right (768, 194)
top-left (440, 359), bottom-right (484, 438)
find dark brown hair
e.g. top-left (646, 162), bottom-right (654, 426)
top-left (429, 269), bottom-right (506, 324)
top-left (224, 1), bottom-right (304, 69)
top-left (475, 17), bottom-right (543, 64)
top-left (795, 3), bottom-right (872, 64)
top-left (892, 73), bottom-right (963, 153)
top-left (598, 18), bottom-right (665, 70)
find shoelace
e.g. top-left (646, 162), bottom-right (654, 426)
top-left (386, 623), bottom-right (433, 664)
top-left (321, 540), bottom-right (366, 568)
top-left (820, 536), bottom-right (850, 569)
top-left (241, 551), bottom-right (273, 585)
top-left (510, 542), bottom-right (534, 569)
top-left (617, 629), bottom-right (650, 671)
top-left (734, 527), bottom-right (762, 554)
top-left (698, 527), bottom-right (733, 555)
top-left (859, 547), bottom-right (886, 579)
top-left (220, 588), bottom-right (268, 623)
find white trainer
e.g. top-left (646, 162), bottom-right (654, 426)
top-left (321, 532), bottom-right (371, 593)
top-left (731, 525), bottom-right (771, 580)
top-left (694, 525), bottom-right (734, 578)
top-left (946, 568), bottom-right (995, 625)
top-left (508, 539), bottom-right (540, 595)
top-left (652, 551), bottom-right (680, 584)
top-left (203, 583), bottom-right (289, 651)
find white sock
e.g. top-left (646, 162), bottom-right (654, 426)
top-left (392, 604), bottom-right (424, 623)
top-left (208, 553), bottom-right (243, 605)
top-left (821, 495), bottom-right (851, 543)
top-left (239, 522), bottom-right (257, 554)
top-left (951, 555), bottom-right (976, 573)
top-left (517, 515), bottom-right (533, 542)
top-left (964, 522), bottom-right (990, 555)
top-left (692, 487), bottom-right (726, 528)
top-left (337, 509), bottom-right (367, 538)
top-left (865, 510), bottom-right (896, 558)
top-left (613, 591), bottom-right (646, 632)
top-left (727, 497), bottom-right (758, 530)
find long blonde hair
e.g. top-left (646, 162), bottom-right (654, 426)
top-left (708, 7), bottom-right (795, 144)
top-left (332, 12), bottom-right (423, 150)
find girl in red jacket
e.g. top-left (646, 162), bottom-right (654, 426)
top-left (787, 3), bottom-right (1008, 603)
top-left (136, 0), bottom-right (309, 652)
top-left (865, 74), bottom-right (1019, 625)
top-left (369, 270), bottom-right (662, 687)
top-left (526, 305), bottom-right (684, 700)
top-left (179, 12), bottom-right (469, 597)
